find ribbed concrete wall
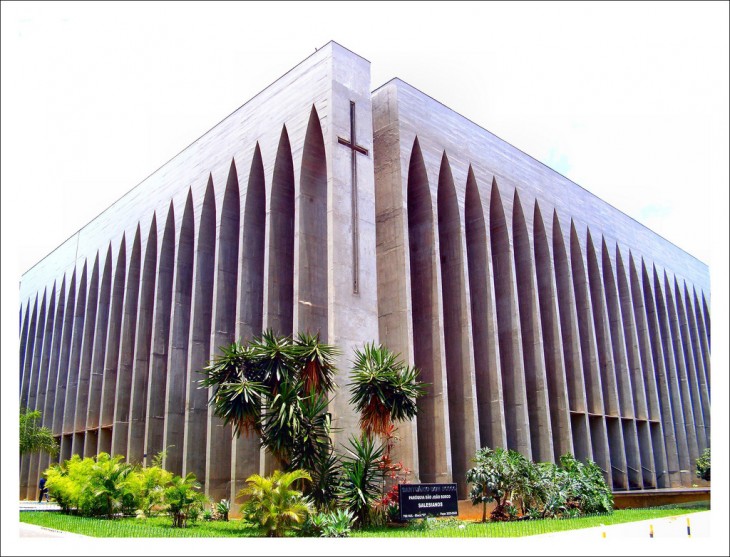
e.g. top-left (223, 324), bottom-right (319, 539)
top-left (19, 45), bottom-right (710, 504)
top-left (372, 79), bottom-right (710, 496)
top-left (18, 42), bottom-right (381, 502)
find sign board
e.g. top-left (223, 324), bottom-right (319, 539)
top-left (398, 483), bottom-right (459, 520)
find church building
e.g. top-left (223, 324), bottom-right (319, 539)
top-left (19, 42), bottom-right (711, 502)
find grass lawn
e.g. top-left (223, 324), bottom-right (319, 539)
top-left (20, 502), bottom-right (708, 538)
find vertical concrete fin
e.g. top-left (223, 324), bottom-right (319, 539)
top-left (164, 189), bottom-right (194, 475)
top-left (551, 211), bottom-right (591, 462)
top-left (266, 126), bottom-right (295, 336)
top-left (208, 159), bottom-right (241, 501)
top-left (112, 226), bottom-right (142, 459)
top-left (407, 137), bottom-right (451, 483)
top-left (298, 106), bottom-right (329, 340)
top-left (512, 189), bottom-right (553, 462)
top-left (437, 151), bottom-right (478, 496)
top-left (128, 215), bottom-right (158, 464)
top-left (145, 201), bottom-right (175, 462)
top-left (489, 179), bottom-right (531, 460)
top-left (465, 166), bottom-right (506, 450)
top-left (533, 201), bottom-right (573, 461)
top-left (184, 176), bottom-right (216, 483)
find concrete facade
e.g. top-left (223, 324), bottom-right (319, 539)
top-left (19, 43), bottom-right (710, 502)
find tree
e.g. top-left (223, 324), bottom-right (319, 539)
top-left (348, 342), bottom-right (426, 438)
top-left (465, 447), bottom-right (527, 522)
top-left (164, 473), bottom-right (207, 528)
top-left (199, 330), bottom-right (339, 473)
top-left (19, 408), bottom-right (58, 457)
top-left (239, 469), bottom-right (313, 537)
top-left (696, 447), bottom-right (711, 481)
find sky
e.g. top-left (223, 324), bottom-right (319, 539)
top-left (2, 2), bottom-right (728, 555)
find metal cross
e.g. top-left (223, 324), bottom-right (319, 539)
top-left (338, 101), bottom-right (369, 294)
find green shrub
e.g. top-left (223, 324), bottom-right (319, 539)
top-left (696, 448), bottom-right (710, 481)
top-left (163, 473), bottom-right (207, 528)
top-left (239, 469), bottom-right (313, 537)
top-left (302, 508), bottom-right (355, 537)
top-left (215, 499), bottom-right (230, 521)
top-left (338, 435), bottom-right (385, 527)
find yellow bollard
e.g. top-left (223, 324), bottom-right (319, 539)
top-left (686, 517), bottom-right (691, 538)
top-left (649, 524), bottom-right (654, 538)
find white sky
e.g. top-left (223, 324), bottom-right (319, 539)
top-left (2, 2), bottom-right (728, 555)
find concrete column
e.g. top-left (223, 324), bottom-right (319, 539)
top-left (72, 257), bottom-right (100, 458)
top-left (112, 229), bottom-right (142, 459)
top-left (683, 283), bottom-right (711, 447)
top-left (163, 190), bottom-right (194, 475)
top-left (372, 87), bottom-right (420, 479)
top-left (615, 248), bottom-right (656, 488)
top-left (128, 218), bottom-right (158, 464)
top-left (586, 234), bottom-right (627, 489)
top-left (85, 246), bottom-right (112, 455)
top-left (692, 288), bottom-right (711, 401)
top-left (19, 301), bottom-right (32, 400)
top-left (183, 178), bottom-right (216, 485)
top-left (652, 269), bottom-right (692, 485)
top-left (664, 275), bottom-right (701, 464)
top-left (99, 238), bottom-right (127, 457)
top-left (640, 261), bottom-right (682, 486)
top-left (407, 137), bottom-right (452, 483)
top-left (465, 169), bottom-right (507, 451)
top-left (233, 147), bottom-right (266, 497)
top-left (489, 180), bottom-right (531, 460)
top-left (144, 204), bottom-right (175, 463)
top-left (533, 203), bottom-right (573, 462)
top-left (207, 162), bottom-right (240, 502)
top-left (437, 153), bottom-right (480, 496)
top-left (52, 272), bottom-right (77, 453)
top-left (29, 287), bottom-right (58, 497)
top-left (551, 213), bottom-right (592, 463)
top-left (512, 190), bottom-right (553, 463)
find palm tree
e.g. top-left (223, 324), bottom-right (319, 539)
top-left (239, 469), bottom-right (313, 537)
top-left (19, 408), bottom-right (58, 457)
top-left (348, 342), bottom-right (427, 438)
top-left (163, 473), bottom-right (206, 528)
top-left (90, 453), bottom-right (134, 518)
top-left (199, 330), bottom-right (339, 472)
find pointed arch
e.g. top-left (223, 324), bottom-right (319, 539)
top-left (41, 276), bottom-right (66, 469)
top-left (19, 300), bottom-right (31, 394)
top-left (208, 160), bottom-right (241, 501)
top-left (490, 180), bottom-right (531, 458)
top-left (185, 177), bottom-right (216, 482)
top-left (664, 274), bottom-right (701, 464)
top-left (86, 245), bottom-right (113, 455)
top-left (29, 285), bottom-right (58, 496)
top-left (111, 227), bottom-right (142, 457)
top-left (640, 261), bottom-right (681, 486)
top-left (128, 217), bottom-right (158, 463)
top-left (72, 255), bottom-right (100, 457)
top-left (267, 126), bottom-right (295, 336)
top-left (533, 202), bottom-right (573, 461)
top-left (239, 144), bottom-right (266, 342)
top-left (437, 152), bottom-right (477, 495)
top-left (100, 237), bottom-right (127, 454)
top-left (145, 203), bottom-right (175, 462)
top-left (164, 190), bottom-right (194, 475)
top-left (20, 296), bottom-right (38, 407)
top-left (552, 213), bottom-right (591, 461)
top-left (52, 270), bottom-right (77, 465)
top-left (652, 268), bottom-right (692, 484)
top-left (569, 224), bottom-right (611, 487)
top-left (615, 248), bottom-right (655, 488)
top-left (693, 288), bottom-right (711, 399)
top-left (407, 137), bottom-right (449, 484)
top-left (684, 282), bottom-right (710, 447)
top-left (512, 190), bottom-right (552, 462)
top-left (465, 168), bottom-right (506, 450)
top-left (298, 106), bottom-right (329, 339)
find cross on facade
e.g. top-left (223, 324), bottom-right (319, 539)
top-left (338, 100), bottom-right (369, 294)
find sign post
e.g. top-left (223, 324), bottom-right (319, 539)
top-left (398, 483), bottom-right (459, 520)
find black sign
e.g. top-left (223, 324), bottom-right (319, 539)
top-left (398, 483), bottom-right (459, 520)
